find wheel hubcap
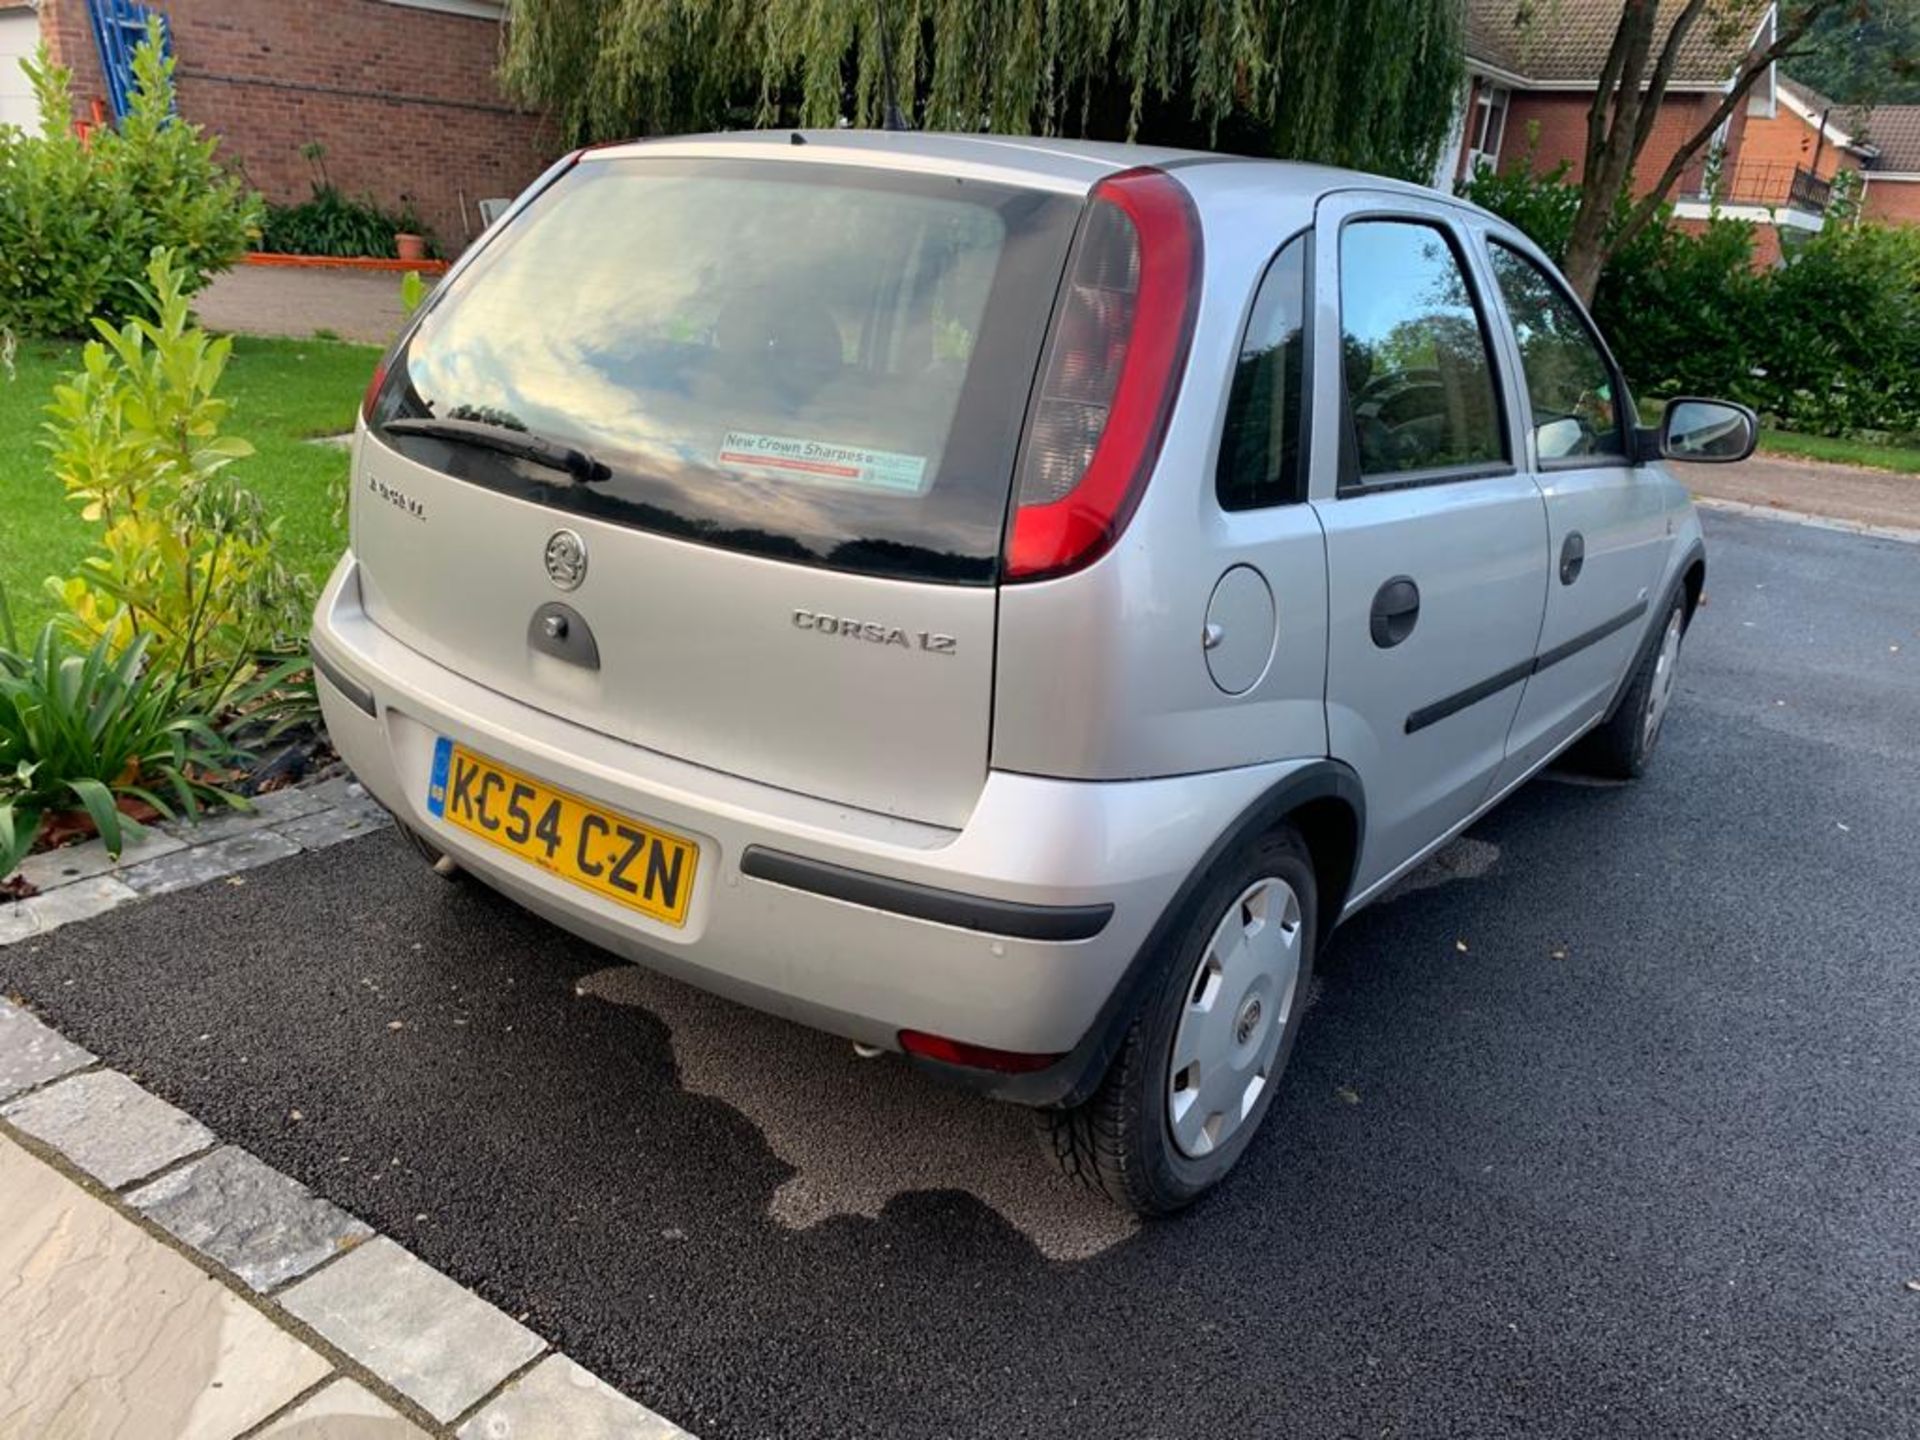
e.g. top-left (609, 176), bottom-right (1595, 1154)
top-left (1643, 610), bottom-right (1684, 751)
top-left (1166, 877), bottom-right (1303, 1160)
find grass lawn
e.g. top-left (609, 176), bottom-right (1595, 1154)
top-left (0, 332), bottom-right (379, 639)
top-left (1757, 428), bottom-right (1920, 475)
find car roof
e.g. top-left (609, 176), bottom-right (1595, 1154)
top-left (582, 128), bottom-right (1465, 210)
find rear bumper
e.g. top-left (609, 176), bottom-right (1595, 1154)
top-left (311, 553), bottom-right (1317, 1102)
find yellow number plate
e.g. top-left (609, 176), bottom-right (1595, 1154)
top-left (426, 738), bottom-right (698, 926)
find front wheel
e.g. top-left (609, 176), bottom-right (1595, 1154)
top-left (1578, 592), bottom-right (1687, 780)
top-left (1042, 825), bottom-right (1318, 1216)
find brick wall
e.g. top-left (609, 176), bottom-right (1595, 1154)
top-left (39, 0), bottom-right (560, 254)
top-left (1496, 89), bottom-right (1724, 194)
top-left (1864, 178), bottom-right (1920, 224)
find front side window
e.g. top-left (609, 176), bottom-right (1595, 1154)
top-left (1217, 234), bottom-right (1309, 510)
top-left (1487, 242), bottom-right (1627, 463)
top-left (1339, 220), bottom-right (1505, 483)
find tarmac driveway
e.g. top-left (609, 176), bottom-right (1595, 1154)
top-left (4, 509), bottom-right (1917, 1440)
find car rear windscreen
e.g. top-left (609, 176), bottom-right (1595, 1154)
top-left (371, 155), bottom-right (1081, 584)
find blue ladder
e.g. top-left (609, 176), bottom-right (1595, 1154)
top-left (86, 0), bottom-right (171, 123)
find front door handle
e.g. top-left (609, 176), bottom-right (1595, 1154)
top-left (1370, 575), bottom-right (1420, 648)
top-left (1560, 531), bottom-right (1586, 585)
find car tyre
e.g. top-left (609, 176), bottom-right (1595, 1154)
top-left (1578, 591), bottom-right (1687, 780)
top-left (1042, 824), bottom-right (1318, 1216)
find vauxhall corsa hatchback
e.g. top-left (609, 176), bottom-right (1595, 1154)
top-left (311, 132), bottom-right (1755, 1215)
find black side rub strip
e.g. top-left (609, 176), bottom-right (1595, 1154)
top-left (1405, 599), bottom-right (1649, 735)
top-left (740, 846), bottom-right (1113, 942)
top-left (310, 644), bottom-right (376, 718)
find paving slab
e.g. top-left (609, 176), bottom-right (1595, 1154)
top-left (3, 1068), bottom-right (214, 1188)
top-left (16, 826), bottom-right (188, 892)
top-left (0, 998), bottom-right (96, 1102)
top-left (458, 1354), bottom-right (689, 1440)
top-left (280, 1237), bottom-right (545, 1423)
top-left (121, 827), bottom-right (304, 895)
top-left (0, 1134), bottom-right (331, 1440)
top-left (0, 874), bottom-right (140, 944)
top-left (129, 1144), bottom-right (374, 1292)
top-left (277, 799), bottom-right (394, 851)
top-left (255, 1377), bottom-right (432, 1439)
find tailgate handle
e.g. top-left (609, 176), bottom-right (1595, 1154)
top-left (528, 603), bottom-right (600, 670)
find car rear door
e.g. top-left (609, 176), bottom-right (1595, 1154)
top-left (1308, 194), bottom-right (1551, 901)
top-left (1472, 228), bottom-right (1671, 792)
top-left (353, 151), bottom-right (1081, 830)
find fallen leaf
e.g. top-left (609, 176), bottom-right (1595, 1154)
top-left (224, 876), bottom-right (246, 887)
top-left (1335, 1085), bottom-right (1361, 1105)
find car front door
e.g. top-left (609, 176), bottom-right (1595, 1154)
top-left (1309, 195), bottom-right (1551, 905)
top-left (1472, 229), bottom-right (1671, 793)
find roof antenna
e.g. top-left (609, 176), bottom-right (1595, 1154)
top-left (876, 5), bottom-right (910, 132)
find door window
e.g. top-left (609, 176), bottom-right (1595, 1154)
top-left (1217, 234), bottom-right (1309, 509)
top-left (1487, 242), bottom-right (1628, 463)
top-left (1339, 220), bottom-right (1506, 485)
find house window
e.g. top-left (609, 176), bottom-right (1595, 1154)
top-left (1466, 84), bottom-right (1510, 176)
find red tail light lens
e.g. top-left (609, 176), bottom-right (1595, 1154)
top-left (360, 355), bottom-right (389, 423)
top-left (898, 1030), bottom-right (1064, 1075)
top-left (1005, 167), bottom-right (1201, 582)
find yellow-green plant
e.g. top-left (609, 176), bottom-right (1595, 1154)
top-left (43, 248), bottom-right (310, 711)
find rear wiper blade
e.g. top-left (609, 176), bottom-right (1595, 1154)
top-left (383, 416), bottom-right (611, 482)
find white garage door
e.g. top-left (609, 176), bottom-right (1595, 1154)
top-left (0, 10), bottom-right (42, 133)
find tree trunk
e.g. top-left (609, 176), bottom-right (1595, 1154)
top-left (1563, 0), bottom-right (1843, 303)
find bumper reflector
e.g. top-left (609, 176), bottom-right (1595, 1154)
top-left (899, 1030), bottom-right (1065, 1075)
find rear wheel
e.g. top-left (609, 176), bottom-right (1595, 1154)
top-left (1578, 592), bottom-right (1686, 780)
top-left (1043, 825), bottom-right (1317, 1216)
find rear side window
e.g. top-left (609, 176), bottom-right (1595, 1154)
top-left (1217, 234), bottom-right (1309, 510)
top-left (1338, 220), bottom-right (1505, 484)
top-left (1487, 242), bottom-right (1627, 463)
top-left (374, 157), bottom-right (1079, 584)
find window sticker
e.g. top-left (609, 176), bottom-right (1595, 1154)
top-left (717, 431), bottom-right (930, 495)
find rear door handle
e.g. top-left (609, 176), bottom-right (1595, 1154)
top-left (1370, 576), bottom-right (1420, 649)
top-left (1560, 532), bottom-right (1586, 585)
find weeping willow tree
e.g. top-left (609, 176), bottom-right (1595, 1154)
top-left (499, 0), bottom-right (1466, 182)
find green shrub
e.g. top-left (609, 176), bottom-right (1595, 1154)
top-left (42, 249), bottom-right (310, 714)
top-left (260, 186), bottom-right (430, 259)
top-left (0, 591), bottom-right (243, 876)
top-left (1461, 160), bottom-right (1920, 439)
top-left (258, 145), bottom-right (435, 258)
top-left (0, 20), bottom-right (260, 338)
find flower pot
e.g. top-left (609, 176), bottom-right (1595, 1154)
top-left (395, 232), bottom-right (428, 262)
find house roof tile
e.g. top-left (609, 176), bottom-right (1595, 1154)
top-left (1466, 0), bottom-right (1768, 87)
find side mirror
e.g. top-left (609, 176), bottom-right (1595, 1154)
top-left (1641, 398), bottom-right (1758, 464)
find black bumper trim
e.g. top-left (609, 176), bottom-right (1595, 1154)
top-left (310, 642), bottom-right (377, 718)
top-left (739, 846), bottom-right (1113, 943)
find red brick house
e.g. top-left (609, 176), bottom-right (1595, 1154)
top-left (1445, 0), bottom-right (1919, 263)
top-left (0, 0), bottom-right (557, 254)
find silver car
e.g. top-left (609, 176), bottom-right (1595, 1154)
top-left (311, 132), bottom-right (1753, 1214)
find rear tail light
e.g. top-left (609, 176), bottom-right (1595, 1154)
top-left (360, 355), bottom-right (389, 423)
top-left (1005, 167), bottom-right (1201, 582)
top-left (898, 1029), bottom-right (1064, 1075)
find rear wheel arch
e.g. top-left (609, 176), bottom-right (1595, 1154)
top-left (1285, 793), bottom-right (1361, 938)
